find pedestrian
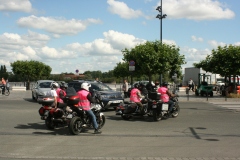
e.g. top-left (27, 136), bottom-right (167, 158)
top-left (188, 78), bottom-right (194, 92)
top-left (122, 79), bottom-right (129, 98)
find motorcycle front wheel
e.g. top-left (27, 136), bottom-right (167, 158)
top-left (69, 116), bottom-right (83, 135)
top-left (172, 104), bottom-right (180, 118)
top-left (97, 114), bottom-right (106, 129)
top-left (152, 109), bottom-right (161, 121)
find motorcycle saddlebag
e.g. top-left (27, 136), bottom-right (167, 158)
top-left (123, 103), bottom-right (137, 114)
top-left (148, 92), bottom-right (160, 100)
top-left (38, 107), bottom-right (45, 116)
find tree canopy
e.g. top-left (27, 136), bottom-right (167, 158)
top-left (194, 45), bottom-right (240, 77)
top-left (116, 40), bottom-right (185, 82)
top-left (10, 60), bottom-right (52, 82)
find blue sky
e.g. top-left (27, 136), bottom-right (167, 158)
top-left (0, 0), bottom-right (239, 74)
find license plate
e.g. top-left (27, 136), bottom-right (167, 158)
top-left (162, 104), bottom-right (168, 111)
top-left (152, 105), bottom-right (157, 108)
top-left (112, 100), bottom-right (122, 103)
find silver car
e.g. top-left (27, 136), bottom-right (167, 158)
top-left (32, 80), bottom-right (55, 100)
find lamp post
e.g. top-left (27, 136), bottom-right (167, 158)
top-left (156, 0), bottom-right (167, 85)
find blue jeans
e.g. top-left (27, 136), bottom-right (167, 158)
top-left (85, 110), bottom-right (98, 130)
top-left (168, 100), bottom-right (174, 112)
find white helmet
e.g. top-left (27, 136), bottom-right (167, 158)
top-left (50, 82), bottom-right (59, 89)
top-left (81, 82), bottom-right (91, 91)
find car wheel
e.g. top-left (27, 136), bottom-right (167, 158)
top-left (32, 92), bottom-right (35, 100)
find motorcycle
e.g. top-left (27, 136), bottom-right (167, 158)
top-left (148, 92), bottom-right (180, 121)
top-left (38, 94), bottom-right (79, 130)
top-left (115, 98), bottom-right (149, 120)
top-left (68, 91), bottom-right (106, 135)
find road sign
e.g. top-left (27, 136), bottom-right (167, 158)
top-left (129, 60), bottom-right (135, 66)
top-left (129, 66), bottom-right (135, 71)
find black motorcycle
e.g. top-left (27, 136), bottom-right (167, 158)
top-left (148, 92), bottom-right (180, 121)
top-left (68, 91), bottom-right (106, 135)
top-left (115, 98), bottom-right (149, 120)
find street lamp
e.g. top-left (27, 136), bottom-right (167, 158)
top-left (156, 0), bottom-right (167, 43)
top-left (156, 0), bottom-right (167, 85)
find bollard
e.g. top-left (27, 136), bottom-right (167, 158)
top-left (186, 88), bottom-right (189, 101)
top-left (206, 90), bottom-right (208, 101)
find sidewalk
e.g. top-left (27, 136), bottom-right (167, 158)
top-left (177, 90), bottom-right (240, 111)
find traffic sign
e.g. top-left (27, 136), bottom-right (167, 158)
top-left (129, 60), bottom-right (135, 66)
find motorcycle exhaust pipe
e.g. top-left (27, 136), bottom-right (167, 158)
top-left (52, 118), bottom-right (63, 123)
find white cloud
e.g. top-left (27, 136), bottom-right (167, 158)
top-left (17, 15), bottom-right (102, 35)
top-left (191, 35), bottom-right (203, 42)
top-left (208, 40), bottom-right (226, 48)
top-left (107, 0), bottom-right (144, 19)
top-left (0, 0), bottom-right (32, 12)
top-left (67, 30), bottom-right (146, 56)
top-left (162, 0), bottom-right (235, 20)
top-left (41, 46), bottom-right (78, 59)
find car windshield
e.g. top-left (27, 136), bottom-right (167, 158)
top-left (90, 83), bottom-right (112, 91)
top-left (39, 82), bottom-right (52, 88)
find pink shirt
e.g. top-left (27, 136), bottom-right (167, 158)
top-left (157, 87), bottom-right (169, 102)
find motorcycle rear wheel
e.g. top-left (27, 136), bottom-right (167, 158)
top-left (45, 116), bottom-right (55, 130)
top-left (172, 104), bottom-right (180, 118)
top-left (152, 109), bottom-right (161, 121)
top-left (69, 116), bottom-right (83, 135)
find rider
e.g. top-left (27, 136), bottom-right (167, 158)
top-left (1, 77), bottom-right (6, 95)
top-left (46, 82), bottom-right (59, 109)
top-left (56, 82), bottom-right (69, 113)
top-left (77, 82), bottom-right (102, 134)
top-left (157, 82), bottom-right (174, 116)
top-left (130, 83), bottom-right (145, 115)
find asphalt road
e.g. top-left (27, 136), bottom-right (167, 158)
top-left (0, 91), bottom-right (240, 160)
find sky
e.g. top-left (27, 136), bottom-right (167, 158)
top-left (0, 0), bottom-right (239, 74)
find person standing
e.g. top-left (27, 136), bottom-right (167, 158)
top-left (1, 77), bottom-right (6, 95)
top-left (188, 78), bottom-right (194, 92)
top-left (122, 79), bottom-right (129, 98)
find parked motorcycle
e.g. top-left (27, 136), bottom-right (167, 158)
top-left (115, 98), bottom-right (149, 120)
top-left (38, 94), bottom-right (79, 130)
top-left (148, 92), bottom-right (180, 121)
top-left (68, 91), bottom-right (106, 135)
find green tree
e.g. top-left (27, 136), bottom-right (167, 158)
top-left (122, 40), bottom-right (185, 82)
top-left (10, 60), bottom-right (52, 89)
top-left (194, 45), bottom-right (240, 83)
top-left (0, 65), bottom-right (9, 79)
top-left (113, 62), bottom-right (129, 82)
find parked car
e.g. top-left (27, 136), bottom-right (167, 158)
top-left (32, 80), bottom-right (55, 101)
top-left (68, 80), bottom-right (124, 110)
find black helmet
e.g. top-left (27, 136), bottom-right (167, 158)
top-left (60, 82), bottom-right (68, 89)
top-left (162, 82), bottom-right (168, 87)
top-left (139, 82), bottom-right (146, 88)
top-left (134, 83), bottom-right (139, 88)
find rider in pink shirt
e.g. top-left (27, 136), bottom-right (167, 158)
top-left (157, 82), bottom-right (174, 115)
